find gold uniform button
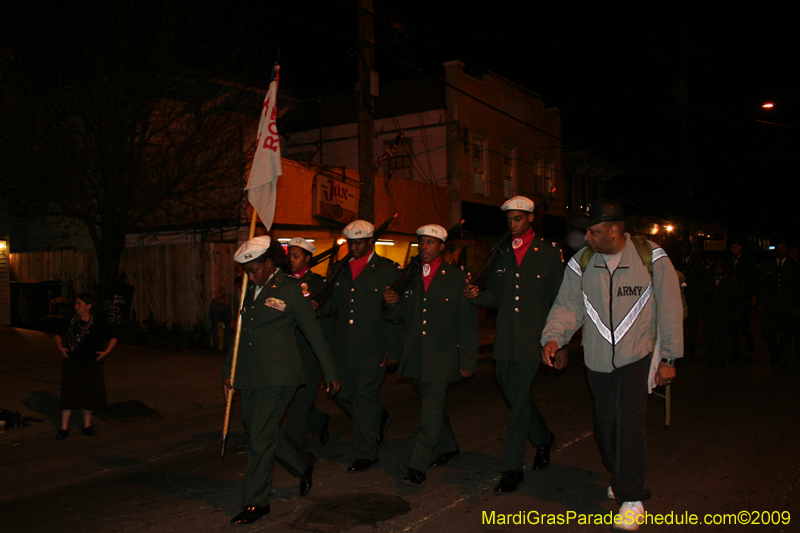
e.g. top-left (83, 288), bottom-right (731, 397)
top-left (514, 308), bottom-right (519, 312)
top-left (349, 319), bottom-right (354, 324)
top-left (350, 299), bottom-right (354, 303)
top-left (515, 296), bottom-right (519, 300)
top-left (516, 285), bottom-right (520, 289)
top-left (422, 331), bottom-right (427, 335)
top-left (350, 310), bottom-right (354, 313)
top-left (351, 288), bottom-right (355, 292)
top-left (423, 320), bottom-right (427, 325)
top-left (537, 275), bottom-right (541, 278)
top-left (423, 298), bottom-right (427, 302)
top-left (516, 273), bottom-right (520, 278)
top-left (423, 309), bottom-right (427, 313)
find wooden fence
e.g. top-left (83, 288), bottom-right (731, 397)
top-left (9, 242), bottom-right (239, 327)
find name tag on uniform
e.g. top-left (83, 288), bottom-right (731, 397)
top-left (495, 268), bottom-right (506, 274)
top-left (265, 297), bottom-right (286, 311)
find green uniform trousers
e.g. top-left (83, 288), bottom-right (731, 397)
top-left (495, 359), bottom-right (550, 473)
top-left (334, 365), bottom-right (386, 461)
top-left (283, 355), bottom-right (328, 451)
top-left (241, 386), bottom-right (309, 508)
top-left (409, 379), bottom-right (458, 473)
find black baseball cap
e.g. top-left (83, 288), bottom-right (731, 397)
top-left (572, 197), bottom-right (626, 230)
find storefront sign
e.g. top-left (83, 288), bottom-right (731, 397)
top-left (312, 174), bottom-right (358, 224)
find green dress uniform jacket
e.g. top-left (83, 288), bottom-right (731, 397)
top-left (384, 260), bottom-right (478, 381)
top-left (284, 269), bottom-right (335, 446)
top-left (473, 236), bottom-right (564, 361)
top-left (322, 253), bottom-right (402, 369)
top-left (222, 270), bottom-right (338, 388)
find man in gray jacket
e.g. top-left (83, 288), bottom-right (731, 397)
top-left (541, 198), bottom-right (682, 531)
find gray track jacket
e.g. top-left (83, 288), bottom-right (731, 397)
top-left (541, 234), bottom-right (684, 373)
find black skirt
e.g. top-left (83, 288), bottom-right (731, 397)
top-left (60, 358), bottom-right (108, 411)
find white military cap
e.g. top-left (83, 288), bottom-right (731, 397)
top-left (501, 196), bottom-right (534, 213)
top-left (416, 224), bottom-right (448, 242)
top-left (342, 220), bottom-right (374, 239)
top-left (287, 237), bottom-right (315, 254)
top-left (234, 236), bottom-right (271, 264)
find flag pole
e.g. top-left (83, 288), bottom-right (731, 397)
top-left (221, 54), bottom-right (282, 457)
top-left (221, 208), bottom-right (259, 458)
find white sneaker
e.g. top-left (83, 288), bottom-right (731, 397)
top-left (613, 501), bottom-right (644, 531)
top-left (607, 485), bottom-right (615, 500)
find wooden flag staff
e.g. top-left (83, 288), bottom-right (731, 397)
top-left (221, 209), bottom-right (259, 457)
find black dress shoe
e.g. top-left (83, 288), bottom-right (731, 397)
top-left (230, 504), bottom-right (270, 524)
top-left (430, 448), bottom-right (460, 467)
top-left (319, 414), bottom-right (330, 446)
top-left (55, 429), bottom-right (69, 440)
top-left (494, 471), bottom-right (524, 492)
top-left (82, 426), bottom-right (97, 436)
top-left (299, 453), bottom-right (318, 497)
top-left (377, 410), bottom-right (391, 447)
top-left (532, 431), bottom-right (555, 470)
top-left (347, 458), bottom-right (378, 473)
top-left (402, 468), bottom-right (426, 487)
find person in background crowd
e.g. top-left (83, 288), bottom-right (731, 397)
top-left (790, 243), bottom-right (800, 362)
top-left (726, 239), bottom-right (758, 359)
top-left (757, 240), bottom-right (800, 371)
top-left (700, 260), bottom-right (736, 368)
top-left (675, 239), bottom-right (705, 358)
top-left (54, 293), bottom-right (117, 440)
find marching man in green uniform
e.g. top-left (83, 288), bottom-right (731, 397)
top-left (284, 237), bottom-right (335, 450)
top-left (462, 196), bottom-right (564, 493)
top-left (383, 224), bottom-right (478, 487)
top-left (222, 236), bottom-right (340, 525)
top-left (318, 220), bottom-right (400, 472)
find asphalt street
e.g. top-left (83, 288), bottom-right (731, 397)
top-left (1, 322), bottom-right (798, 532)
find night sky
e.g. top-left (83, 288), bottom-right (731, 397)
top-left (5, 1), bottom-right (799, 236)
top-left (244, 1), bottom-right (800, 236)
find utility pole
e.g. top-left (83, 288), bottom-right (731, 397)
top-left (357, 0), bottom-right (375, 221)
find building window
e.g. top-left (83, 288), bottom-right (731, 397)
top-left (384, 137), bottom-right (414, 180)
top-left (503, 146), bottom-right (516, 199)
top-left (472, 136), bottom-right (487, 196)
top-left (543, 161), bottom-right (553, 194)
top-left (533, 158), bottom-right (543, 195)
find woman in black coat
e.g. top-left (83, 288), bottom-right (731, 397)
top-left (54, 293), bottom-right (117, 440)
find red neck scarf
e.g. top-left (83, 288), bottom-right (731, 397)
top-left (293, 266), bottom-right (310, 279)
top-left (512, 229), bottom-right (535, 266)
top-left (349, 250), bottom-right (373, 280)
top-left (422, 256), bottom-right (443, 291)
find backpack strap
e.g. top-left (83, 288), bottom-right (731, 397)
top-left (578, 247), bottom-right (595, 290)
top-left (631, 235), bottom-right (653, 279)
